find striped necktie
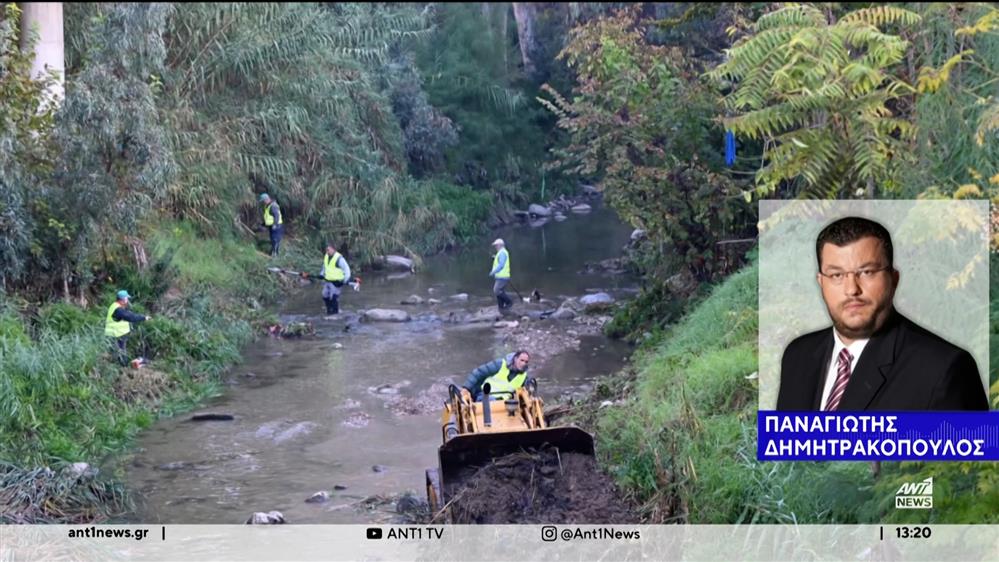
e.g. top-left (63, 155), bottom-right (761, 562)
top-left (824, 348), bottom-right (853, 411)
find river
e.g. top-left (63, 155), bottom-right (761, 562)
top-left (124, 203), bottom-right (637, 524)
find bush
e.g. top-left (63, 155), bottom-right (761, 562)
top-left (424, 180), bottom-right (493, 242)
top-left (605, 281), bottom-right (688, 342)
top-left (36, 302), bottom-right (99, 337)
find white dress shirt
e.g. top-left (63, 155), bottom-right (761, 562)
top-left (819, 330), bottom-right (870, 410)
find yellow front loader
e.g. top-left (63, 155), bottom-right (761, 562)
top-left (425, 379), bottom-right (595, 518)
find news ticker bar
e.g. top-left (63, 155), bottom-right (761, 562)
top-left (757, 411), bottom-right (999, 461)
top-left (1, 525), bottom-right (997, 561)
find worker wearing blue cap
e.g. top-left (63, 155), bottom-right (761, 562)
top-left (105, 290), bottom-right (151, 366)
top-left (259, 193), bottom-right (283, 257)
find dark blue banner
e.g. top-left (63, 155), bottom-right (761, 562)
top-left (757, 411), bottom-right (999, 461)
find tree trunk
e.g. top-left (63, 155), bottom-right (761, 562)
top-left (501, 4), bottom-right (509, 76)
top-left (62, 265), bottom-right (71, 302)
top-left (512, 2), bottom-right (537, 78)
top-left (19, 2), bottom-right (65, 107)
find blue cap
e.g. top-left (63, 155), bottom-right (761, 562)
top-left (117, 290), bottom-right (130, 300)
top-left (259, 193), bottom-right (270, 202)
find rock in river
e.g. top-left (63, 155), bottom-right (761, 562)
top-left (246, 511), bottom-right (285, 524)
top-left (528, 203), bottom-right (552, 217)
top-left (362, 309), bottom-right (411, 322)
top-left (579, 292), bottom-right (615, 311)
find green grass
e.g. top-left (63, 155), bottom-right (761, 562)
top-left (0, 220), bottom-right (296, 522)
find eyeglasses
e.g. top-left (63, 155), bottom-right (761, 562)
top-left (819, 266), bottom-right (891, 286)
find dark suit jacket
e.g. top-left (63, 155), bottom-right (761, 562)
top-left (776, 311), bottom-right (988, 411)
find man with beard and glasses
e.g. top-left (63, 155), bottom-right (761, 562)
top-left (776, 216), bottom-right (988, 411)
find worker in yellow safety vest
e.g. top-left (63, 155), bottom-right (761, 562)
top-left (489, 238), bottom-right (513, 310)
top-left (259, 193), bottom-right (283, 257)
top-left (462, 350), bottom-right (531, 401)
top-left (104, 290), bottom-right (151, 366)
top-left (303, 243), bottom-right (352, 315)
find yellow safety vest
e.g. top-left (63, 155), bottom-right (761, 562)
top-left (492, 247), bottom-right (510, 279)
top-left (105, 302), bottom-right (131, 338)
top-left (482, 359), bottom-right (527, 400)
top-left (324, 252), bottom-right (346, 282)
top-left (263, 202), bottom-right (282, 226)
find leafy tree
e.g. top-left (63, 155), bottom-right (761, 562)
top-left (0, 3), bottom-right (57, 289)
top-left (384, 52), bottom-right (458, 178)
top-left (415, 3), bottom-right (548, 193)
top-left (899, 3), bottom-right (999, 198)
top-left (50, 3), bottom-right (174, 298)
top-left (710, 4), bottom-right (922, 199)
top-left (540, 7), bottom-right (753, 284)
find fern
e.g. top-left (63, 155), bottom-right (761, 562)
top-left (709, 4), bottom-right (921, 198)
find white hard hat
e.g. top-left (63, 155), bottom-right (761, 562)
top-left (492, 238), bottom-right (505, 246)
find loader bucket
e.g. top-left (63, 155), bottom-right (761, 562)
top-left (437, 426), bottom-right (595, 496)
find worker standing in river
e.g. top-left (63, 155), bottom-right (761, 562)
top-left (490, 238), bottom-right (513, 311)
top-left (259, 193), bottom-right (283, 257)
top-left (313, 243), bottom-right (351, 315)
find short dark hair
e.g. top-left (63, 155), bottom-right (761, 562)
top-left (816, 216), bottom-right (893, 270)
top-left (513, 350), bottom-right (529, 361)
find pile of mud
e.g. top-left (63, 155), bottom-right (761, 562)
top-left (444, 447), bottom-right (636, 524)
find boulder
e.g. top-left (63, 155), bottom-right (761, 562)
top-left (246, 511), bottom-right (285, 524)
top-left (528, 203), bottom-right (552, 217)
top-left (558, 297), bottom-right (583, 312)
top-left (570, 203), bottom-right (592, 213)
top-left (380, 255), bottom-right (415, 272)
top-left (305, 491), bottom-right (330, 504)
top-left (580, 292), bottom-right (615, 311)
top-left (581, 184), bottom-right (600, 197)
top-left (362, 309), bottom-right (411, 322)
top-left (551, 308), bottom-right (577, 320)
top-left (630, 229), bottom-right (647, 242)
top-left (553, 213), bottom-right (567, 222)
top-left (400, 295), bottom-right (424, 305)
top-left (427, 298), bottom-right (442, 305)
top-left (493, 320), bottom-right (519, 329)
top-left (513, 210), bottom-right (530, 219)
top-left (449, 293), bottom-right (469, 302)
top-left (372, 465), bottom-right (389, 473)
top-left (528, 217), bottom-right (550, 228)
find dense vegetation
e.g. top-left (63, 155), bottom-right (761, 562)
top-left (1, 2), bottom-right (997, 524)
top-left (556, 3), bottom-right (998, 525)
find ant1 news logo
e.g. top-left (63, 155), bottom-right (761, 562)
top-left (895, 477), bottom-right (933, 509)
